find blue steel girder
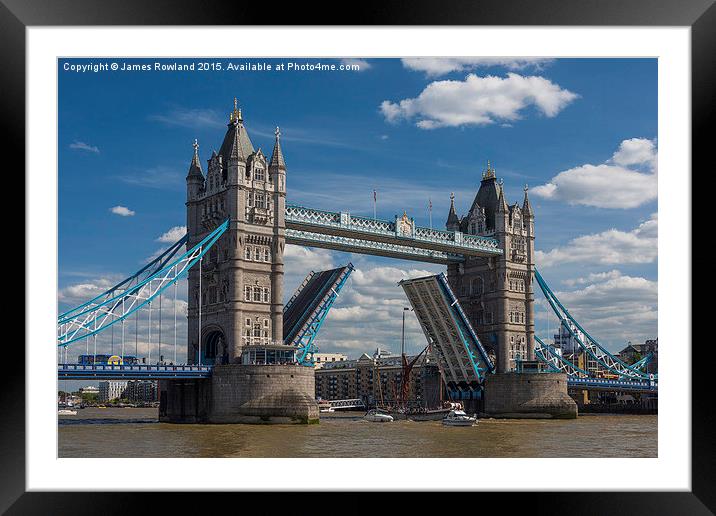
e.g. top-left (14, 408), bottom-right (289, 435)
top-left (534, 269), bottom-right (654, 381)
top-left (57, 220), bottom-right (229, 348)
top-left (534, 336), bottom-right (589, 377)
top-left (285, 264), bottom-right (355, 365)
top-left (59, 235), bottom-right (188, 322)
top-left (286, 228), bottom-right (465, 264)
top-left (285, 204), bottom-right (502, 259)
top-left (399, 273), bottom-right (493, 386)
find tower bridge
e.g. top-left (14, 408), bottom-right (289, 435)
top-left (57, 100), bottom-right (656, 423)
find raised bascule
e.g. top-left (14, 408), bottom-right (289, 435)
top-left (57, 99), bottom-right (656, 423)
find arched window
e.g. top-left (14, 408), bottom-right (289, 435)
top-left (245, 246), bottom-right (252, 260)
top-left (244, 286), bottom-right (251, 301)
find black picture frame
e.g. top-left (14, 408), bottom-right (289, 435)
top-left (3, 0), bottom-right (709, 512)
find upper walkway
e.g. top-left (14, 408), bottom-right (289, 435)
top-left (285, 204), bottom-right (502, 264)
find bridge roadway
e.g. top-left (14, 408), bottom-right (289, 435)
top-left (58, 363), bottom-right (212, 380)
top-left (284, 204), bottom-right (502, 264)
top-left (59, 364), bottom-right (657, 394)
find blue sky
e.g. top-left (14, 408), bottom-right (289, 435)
top-left (58, 57), bottom-right (657, 369)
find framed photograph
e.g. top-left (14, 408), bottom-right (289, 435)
top-left (5, 0), bottom-right (710, 511)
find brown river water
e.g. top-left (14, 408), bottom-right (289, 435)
top-left (58, 408), bottom-right (657, 458)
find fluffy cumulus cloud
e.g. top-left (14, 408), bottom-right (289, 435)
top-left (536, 213), bottom-right (657, 268)
top-left (69, 141), bottom-right (100, 154)
top-left (532, 138), bottom-right (657, 209)
top-left (401, 57), bottom-right (553, 76)
top-left (156, 225), bottom-right (187, 243)
top-left (110, 205), bottom-right (135, 217)
top-left (538, 271), bottom-right (658, 349)
top-left (380, 73), bottom-right (578, 129)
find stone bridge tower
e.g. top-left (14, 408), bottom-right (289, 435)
top-left (445, 162), bottom-right (535, 373)
top-left (185, 100), bottom-right (286, 365)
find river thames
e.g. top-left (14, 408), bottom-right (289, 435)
top-left (58, 408), bottom-right (657, 458)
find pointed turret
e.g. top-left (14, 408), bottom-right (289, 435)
top-left (446, 192), bottom-right (460, 230)
top-left (218, 98), bottom-right (255, 163)
top-left (522, 184), bottom-right (533, 216)
top-left (186, 139), bottom-right (204, 201)
top-left (269, 126), bottom-right (286, 170)
top-left (496, 179), bottom-right (509, 212)
top-left (186, 138), bottom-right (204, 179)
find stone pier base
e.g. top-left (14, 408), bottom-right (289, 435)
top-left (159, 364), bottom-right (319, 424)
top-left (483, 372), bottom-right (577, 419)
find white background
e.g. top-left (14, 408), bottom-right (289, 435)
top-left (27, 27), bottom-right (690, 491)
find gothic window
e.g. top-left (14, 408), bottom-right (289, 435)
top-left (244, 286), bottom-right (251, 301)
top-left (263, 319), bottom-right (269, 328)
top-left (255, 168), bottom-right (265, 182)
top-left (247, 192), bottom-right (254, 207)
top-left (264, 248), bottom-right (270, 262)
top-left (470, 277), bottom-right (483, 296)
top-left (246, 318), bottom-right (251, 327)
top-left (254, 247), bottom-right (261, 261)
top-left (245, 246), bottom-right (252, 260)
top-left (253, 287), bottom-right (262, 302)
top-left (263, 287), bottom-right (270, 303)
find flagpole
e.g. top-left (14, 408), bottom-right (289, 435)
top-left (428, 198), bottom-right (433, 229)
top-left (373, 189), bottom-right (377, 220)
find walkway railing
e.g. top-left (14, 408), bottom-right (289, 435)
top-left (285, 204), bottom-right (501, 257)
top-left (58, 363), bottom-right (213, 380)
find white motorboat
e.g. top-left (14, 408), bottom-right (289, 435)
top-left (442, 409), bottom-right (477, 427)
top-left (58, 409), bottom-right (77, 416)
top-left (319, 407), bottom-right (335, 413)
top-left (364, 409), bottom-right (394, 422)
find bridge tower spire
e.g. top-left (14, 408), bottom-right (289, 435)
top-left (185, 99), bottom-right (286, 365)
top-left (446, 163), bottom-right (536, 373)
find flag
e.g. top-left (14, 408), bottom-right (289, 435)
top-left (428, 198), bottom-right (432, 210)
top-left (373, 189), bottom-right (377, 202)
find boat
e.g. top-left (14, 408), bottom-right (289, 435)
top-left (364, 408), bottom-right (394, 422)
top-left (58, 409), bottom-right (77, 415)
top-left (442, 409), bottom-right (477, 427)
top-left (319, 406), bottom-right (335, 413)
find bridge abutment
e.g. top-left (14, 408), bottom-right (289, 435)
top-left (483, 372), bottom-right (577, 419)
top-left (159, 364), bottom-right (319, 424)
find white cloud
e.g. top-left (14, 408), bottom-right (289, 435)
top-left (401, 57), bottom-right (553, 76)
top-left (110, 205), bottom-right (135, 217)
top-left (612, 137), bottom-right (658, 169)
top-left (148, 108), bottom-right (224, 128)
top-left (340, 58), bottom-right (371, 71)
top-left (58, 277), bottom-right (118, 304)
top-left (117, 165), bottom-right (184, 190)
top-left (562, 270), bottom-right (623, 287)
top-left (545, 273), bottom-right (658, 349)
top-left (536, 213), bottom-right (657, 268)
top-left (532, 138), bottom-right (657, 209)
top-left (380, 73), bottom-right (578, 129)
top-left (156, 226), bottom-right (186, 243)
top-left (69, 141), bottom-right (100, 154)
